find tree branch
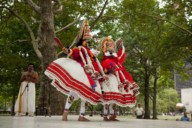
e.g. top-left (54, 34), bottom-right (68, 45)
top-left (90, 0), bottom-right (108, 29)
top-left (138, 12), bottom-right (192, 35)
top-left (55, 17), bottom-right (80, 33)
top-left (102, 12), bottom-right (192, 35)
top-left (149, 94), bottom-right (154, 101)
top-left (26, 0), bottom-right (40, 13)
top-left (12, 39), bottom-right (28, 43)
top-left (101, 15), bottom-right (121, 19)
top-left (91, 4), bottom-right (192, 37)
top-left (0, 6), bottom-right (43, 60)
top-left (69, 34), bottom-right (79, 49)
top-left (52, 0), bottom-right (63, 14)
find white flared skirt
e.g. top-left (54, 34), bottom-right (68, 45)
top-left (45, 58), bottom-right (102, 105)
top-left (101, 74), bottom-right (136, 107)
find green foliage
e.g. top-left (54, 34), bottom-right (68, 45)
top-left (157, 88), bottom-right (179, 113)
top-left (1, 0), bottom-right (192, 115)
top-left (70, 99), bottom-right (81, 113)
top-left (0, 96), bottom-right (12, 110)
top-left (0, 1), bottom-right (41, 110)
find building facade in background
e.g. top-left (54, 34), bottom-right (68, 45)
top-left (174, 62), bottom-right (192, 96)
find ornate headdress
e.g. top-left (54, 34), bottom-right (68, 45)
top-left (83, 20), bottom-right (92, 40)
top-left (99, 37), bottom-right (116, 53)
top-left (77, 19), bottom-right (92, 40)
top-left (71, 19), bottom-right (92, 48)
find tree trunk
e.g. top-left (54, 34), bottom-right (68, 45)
top-left (152, 71), bottom-right (158, 119)
top-left (11, 95), bottom-right (16, 115)
top-left (49, 86), bottom-right (66, 115)
top-left (37, 0), bottom-right (65, 115)
top-left (4, 100), bottom-right (7, 111)
top-left (144, 70), bottom-right (150, 119)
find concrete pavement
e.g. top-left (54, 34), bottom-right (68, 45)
top-left (0, 115), bottom-right (191, 128)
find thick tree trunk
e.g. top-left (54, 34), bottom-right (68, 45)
top-left (37, 0), bottom-right (65, 115)
top-left (49, 86), bottom-right (66, 115)
top-left (152, 71), bottom-right (158, 119)
top-left (38, 72), bottom-right (51, 114)
top-left (144, 71), bottom-right (150, 119)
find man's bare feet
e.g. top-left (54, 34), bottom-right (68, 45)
top-left (62, 111), bottom-right (68, 121)
top-left (103, 116), bottom-right (110, 121)
top-left (109, 115), bottom-right (119, 121)
top-left (78, 116), bottom-right (90, 121)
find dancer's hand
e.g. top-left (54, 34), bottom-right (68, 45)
top-left (84, 65), bottom-right (91, 70)
top-left (94, 71), bottom-right (100, 77)
top-left (123, 80), bottom-right (129, 85)
top-left (103, 75), bottom-right (108, 80)
top-left (116, 38), bottom-right (124, 48)
top-left (62, 47), bottom-right (69, 54)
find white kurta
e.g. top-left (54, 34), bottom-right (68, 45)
top-left (14, 81), bottom-right (36, 115)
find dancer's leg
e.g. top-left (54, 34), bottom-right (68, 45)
top-left (109, 104), bottom-right (119, 121)
top-left (103, 104), bottom-right (110, 121)
top-left (62, 92), bottom-right (79, 121)
top-left (78, 100), bottom-right (90, 121)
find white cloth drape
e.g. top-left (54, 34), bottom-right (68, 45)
top-left (14, 81), bottom-right (36, 115)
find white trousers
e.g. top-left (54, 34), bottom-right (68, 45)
top-left (64, 92), bottom-right (86, 116)
top-left (103, 104), bottom-right (115, 116)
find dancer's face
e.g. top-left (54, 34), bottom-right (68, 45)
top-left (103, 40), bottom-right (116, 54)
top-left (82, 40), bottom-right (87, 47)
top-left (83, 40), bottom-right (91, 47)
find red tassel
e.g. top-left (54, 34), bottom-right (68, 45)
top-left (54, 37), bottom-right (64, 49)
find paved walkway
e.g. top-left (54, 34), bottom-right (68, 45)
top-left (0, 115), bottom-right (191, 128)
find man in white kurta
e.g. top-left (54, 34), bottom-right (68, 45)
top-left (14, 64), bottom-right (38, 116)
top-left (134, 103), bottom-right (144, 119)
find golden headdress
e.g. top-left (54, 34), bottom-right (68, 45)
top-left (99, 37), bottom-right (116, 53)
top-left (83, 20), bottom-right (92, 40)
top-left (71, 19), bottom-right (92, 48)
